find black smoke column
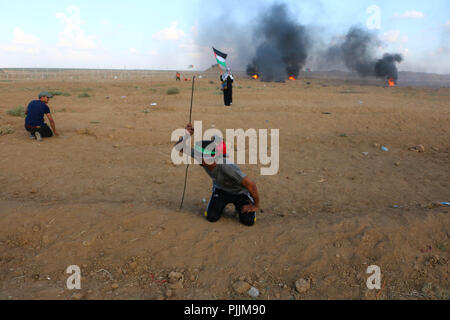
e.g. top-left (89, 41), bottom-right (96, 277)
top-left (246, 4), bottom-right (310, 82)
top-left (324, 26), bottom-right (403, 81)
top-left (374, 53), bottom-right (403, 81)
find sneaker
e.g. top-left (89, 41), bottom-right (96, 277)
top-left (29, 133), bottom-right (36, 139)
top-left (35, 132), bottom-right (42, 141)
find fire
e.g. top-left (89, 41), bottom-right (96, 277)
top-left (289, 76), bottom-right (296, 81)
top-left (388, 78), bottom-right (395, 87)
top-left (252, 74), bottom-right (259, 80)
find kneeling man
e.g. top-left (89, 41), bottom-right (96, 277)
top-left (25, 91), bottom-right (58, 141)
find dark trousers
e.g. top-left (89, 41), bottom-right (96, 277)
top-left (205, 188), bottom-right (256, 226)
top-left (223, 88), bottom-right (233, 106)
top-left (25, 123), bottom-right (53, 138)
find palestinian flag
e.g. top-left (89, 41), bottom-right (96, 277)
top-left (213, 47), bottom-right (228, 70)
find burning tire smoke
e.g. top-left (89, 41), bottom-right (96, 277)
top-left (324, 27), bottom-right (403, 81)
top-left (374, 53), bottom-right (403, 81)
top-left (246, 4), bottom-right (310, 82)
top-left (199, 2), bottom-right (404, 83)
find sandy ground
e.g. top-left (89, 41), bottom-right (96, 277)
top-left (0, 76), bottom-right (449, 300)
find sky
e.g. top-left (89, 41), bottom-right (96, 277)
top-left (0, 0), bottom-right (449, 74)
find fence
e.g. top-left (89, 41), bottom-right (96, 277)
top-left (0, 68), bottom-right (248, 82)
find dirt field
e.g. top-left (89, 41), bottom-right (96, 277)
top-left (0, 75), bottom-right (449, 300)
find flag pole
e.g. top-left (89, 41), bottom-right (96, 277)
top-left (179, 75), bottom-right (196, 210)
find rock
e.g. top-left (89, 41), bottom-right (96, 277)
top-left (82, 239), bottom-right (94, 247)
top-left (295, 279), bottom-right (311, 294)
top-left (247, 287), bottom-right (260, 298)
top-left (71, 293), bottom-right (84, 300)
top-left (408, 145), bottom-right (425, 153)
top-left (111, 283), bottom-right (119, 290)
top-left (233, 281), bottom-right (251, 294)
top-left (165, 160), bottom-right (176, 167)
top-left (168, 271), bottom-right (184, 289)
top-left (169, 271), bottom-right (184, 282)
top-left (395, 162), bottom-right (401, 166)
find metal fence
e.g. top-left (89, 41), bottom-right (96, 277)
top-left (0, 68), bottom-right (248, 82)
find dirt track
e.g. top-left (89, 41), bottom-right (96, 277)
top-left (0, 77), bottom-right (449, 300)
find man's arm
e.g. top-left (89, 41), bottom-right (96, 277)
top-left (241, 176), bottom-right (260, 213)
top-left (45, 113), bottom-right (58, 136)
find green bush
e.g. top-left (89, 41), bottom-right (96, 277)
top-left (7, 106), bottom-right (25, 117)
top-left (49, 90), bottom-right (71, 97)
top-left (166, 87), bottom-right (180, 95)
top-left (78, 92), bottom-right (91, 98)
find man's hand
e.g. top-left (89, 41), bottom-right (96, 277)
top-left (46, 113), bottom-right (58, 136)
top-left (242, 204), bottom-right (259, 214)
top-left (241, 177), bottom-right (260, 213)
top-left (185, 123), bottom-right (194, 136)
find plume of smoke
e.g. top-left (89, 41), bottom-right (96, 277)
top-left (323, 26), bottom-right (403, 80)
top-left (374, 53), bottom-right (403, 80)
top-left (193, 2), bottom-right (404, 82)
top-left (246, 3), bottom-right (310, 82)
top-left (340, 27), bottom-right (379, 77)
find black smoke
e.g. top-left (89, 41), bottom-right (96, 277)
top-left (246, 4), bottom-right (310, 82)
top-left (324, 27), bottom-right (403, 81)
top-left (374, 53), bottom-right (403, 81)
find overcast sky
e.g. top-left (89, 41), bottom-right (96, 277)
top-left (0, 0), bottom-right (449, 73)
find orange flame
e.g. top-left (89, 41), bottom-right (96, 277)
top-left (252, 74), bottom-right (259, 80)
top-left (388, 78), bottom-right (395, 87)
top-left (289, 76), bottom-right (296, 81)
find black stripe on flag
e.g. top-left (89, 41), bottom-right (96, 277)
top-left (213, 47), bottom-right (228, 60)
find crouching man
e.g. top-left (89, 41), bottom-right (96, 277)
top-left (180, 123), bottom-right (260, 226)
top-left (25, 91), bottom-right (58, 141)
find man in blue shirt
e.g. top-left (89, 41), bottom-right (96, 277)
top-left (24, 91), bottom-right (58, 141)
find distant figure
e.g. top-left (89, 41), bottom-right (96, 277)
top-left (24, 91), bottom-right (58, 141)
top-left (176, 72), bottom-right (181, 81)
top-left (220, 68), bottom-right (234, 107)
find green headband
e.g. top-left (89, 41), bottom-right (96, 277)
top-left (194, 144), bottom-right (216, 156)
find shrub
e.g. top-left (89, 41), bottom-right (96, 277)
top-left (7, 106), bottom-right (25, 117)
top-left (166, 87), bottom-right (180, 95)
top-left (49, 90), bottom-right (71, 97)
top-left (0, 125), bottom-right (14, 136)
top-left (78, 92), bottom-right (91, 98)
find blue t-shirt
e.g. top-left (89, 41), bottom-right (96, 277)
top-left (25, 100), bottom-right (50, 127)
